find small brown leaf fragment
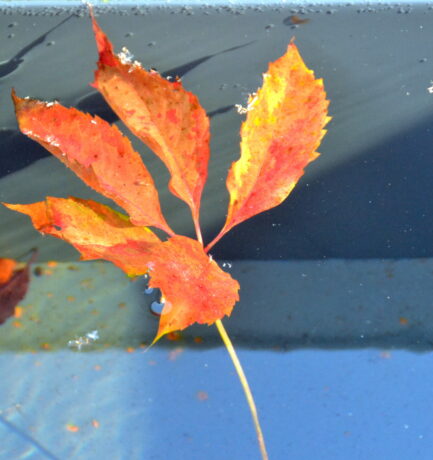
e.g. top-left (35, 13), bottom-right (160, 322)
top-left (290, 15), bottom-right (310, 25)
top-left (0, 252), bottom-right (36, 325)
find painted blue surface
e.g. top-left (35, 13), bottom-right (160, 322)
top-left (1, 348), bottom-right (432, 459)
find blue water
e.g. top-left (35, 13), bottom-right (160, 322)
top-left (1, 347), bottom-right (432, 460)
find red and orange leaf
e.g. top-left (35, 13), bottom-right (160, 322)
top-left (0, 251), bottom-right (36, 325)
top-left (142, 235), bottom-right (240, 342)
top-left (212, 43), bottom-right (330, 246)
top-left (0, 258), bottom-right (17, 284)
top-left (4, 198), bottom-right (160, 276)
top-left (91, 13), bottom-right (210, 226)
top-left (12, 91), bottom-right (173, 235)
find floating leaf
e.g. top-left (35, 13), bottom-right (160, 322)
top-left (12, 91), bottom-right (173, 235)
top-left (0, 252), bottom-right (36, 325)
top-left (4, 198), bottom-right (160, 276)
top-left (142, 235), bottom-right (240, 341)
top-left (91, 13), bottom-right (210, 226)
top-left (209, 43), bottom-right (330, 248)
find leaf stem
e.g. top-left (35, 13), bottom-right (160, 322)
top-left (215, 319), bottom-right (269, 460)
top-left (193, 215), bottom-right (204, 245)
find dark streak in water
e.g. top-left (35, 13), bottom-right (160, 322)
top-left (76, 41), bottom-right (254, 122)
top-left (163, 41), bottom-right (254, 79)
top-left (0, 414), bottom-right (60, 460)
top-left (207, 105), bottom-right (233, 118)
top-left (0, 15), bottom-right (74, 79)
top-left (2, 39), bottom-right (252, 176)
top-left (76, 93), bottom-right (117, 123)
top-left (0, 129), bottom-right (47, 178)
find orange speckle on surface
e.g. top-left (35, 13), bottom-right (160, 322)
top-left (166, 331), bottom-right (182, 341)
top-left (93, 365), bottom-right (102, 371)
top-left (380, 351), bottom-right (392, 359)
top-left (40, 343), bottom-right (51, 350)
top-left (46, 292), bottom-right (54, 298)
top-left (193, 336), bottom-right (204, 344)
top-left (399, 317), bottom-right (409, 325)
top-left (66, 295), bottom-right (76, 302)
top-left (47, 260), bottom-right (58, 267)
top-left (80, 279), bottom-right (93, 288)
top-left (118, 302), bottom-right (126, 309)
top-left (168, 346), bottom-right (184, 361)
top-left (0, 257), bottom-right (16, 283)
top-left (28, 314), bottom-right (40, 323)
top-left (289, 15), bottom-right (310, 25)
top-left (14, 306), bottom-right (24, 318)
top-left (12, 320), bottom-right (23, 328)
top-left (126, 347), bottom-right (135, 353)
top-left (43, 269), bottom-right (53, 276)
top-left (90, 309), bottom-right (99, 315)
top-left (196, 391), bottom-right (209, 401)
top-left (92, 419), bottom-right (100, 428)
top-left (66, 423), bottom-right (79, 433)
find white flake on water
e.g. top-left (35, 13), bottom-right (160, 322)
top-left (67, 330), bottom-right (99, 351)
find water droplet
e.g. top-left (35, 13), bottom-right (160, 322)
top-left (150, 300), bottom-right (164, 316)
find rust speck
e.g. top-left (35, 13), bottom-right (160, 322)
top-left (399, 317), bottom-right (409, 326)
top-left (196, 391), bottom-right (209, 401)
top-left (66, 423), bottom-right (79, 433)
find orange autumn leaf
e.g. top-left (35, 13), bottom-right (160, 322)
top-left (4, 198), bottom-right (159, 276)
top-left (142, 236), bottom-right (240, 342)
top-left (91, 13), bottom-right (210, 228)
top-left (12, 91), bottom-right (173, 235)
top-left (3, 12), bottom-right (329, 342)
top-left (209, 43), bottom-right (330, 247)
top-left (0, 258), bottom-right (17, 284)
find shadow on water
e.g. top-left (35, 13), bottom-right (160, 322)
top-left (207, 112), bottom-right (433, 261)
top-left (0, 129), bottom-right (47, 176)
top-left (0, 15), bottom-right (75, 79)
top-left (75, 41), bottom-right (253, 122)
